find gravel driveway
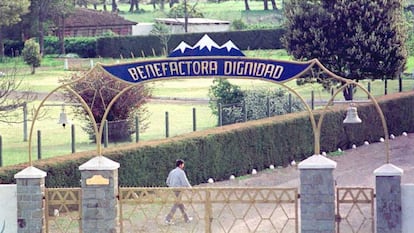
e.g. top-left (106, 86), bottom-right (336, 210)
top-left (201, 133), bottom-right (414, 188)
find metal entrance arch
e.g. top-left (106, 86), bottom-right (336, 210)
top-left (27, 56), bottom-right (391, 164)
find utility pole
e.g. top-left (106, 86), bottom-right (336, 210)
top-left (184, 0), bottom-right (188, 32)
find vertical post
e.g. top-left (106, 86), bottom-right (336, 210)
top-left (399, 75), bottom-right (402, 92)
top-left (64, 58), bottom-right (69, 70)
top-left (90, 59), bottom-right (94, 68)
top-left (266, 97), bottom-right (270, 117)
top-left (71, 124), bottom-right (76, 153)
top-left (79, 156), bottom-right (120, 233)
top-left (374, 164), bottom-right (403, 233)
top-left (192, 108), bottom-right (196, 132)
top-left (104, 120), bottom-right (108, 148)
top-left (14, 167), bottom-right (47, 233)
top-left (37, 130), bottom-right (41, 160)
top-left (298, 154), bottom-right (337, 233)
top-left (384, 79), bottom-right (388, 95)
top-left (0, 135), bottom-right (2, 167)
top-left (218, 103), bottom-right (222, 126)
top-left (367, 82), bottom-right (371, 99)
top-left (23, 102), bottom-right (27, 142)
top-left (311, 91), bottom-right (314, 110)
top-left (135, 115), bottom-right (139, 142)
top-left (288, 94), bottom-right (292, 113)
top-left (243, 101), bottom-right (247, 122)
top-left (165, 111), bottom-right (169, 138)
top-left (205, 189), bottom-right (212, 233)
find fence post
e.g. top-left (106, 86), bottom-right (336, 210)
top-left (367, 82), bottom-right (371, 99)
top-left (0, 135), bottom-right (2, 167)
top-left (218, 103), bottom-right (222, 126)
top-left (104, 120), bottom-right (108, 148)
top-left (192, 108), bottom-right (196, 132)
top-left (135, 115), bottom-right (139, 142)
top-left (267, 97), bottom-right (271, 117)
top-left (71, 124), bottom-right (76, 153)
top-left (384, 79), bottom-right (388, 95)
top-left (288, 93), bottom-right (292, 113)
top-left (374, 164), bottom-right (403, 233)
top-left (299, 155), bottom-right (337, 233)
top-left (14, 167), bottom-right (47, 233)
top-left (399, 75), bottom-right (402, 92)
top-left (243, 101), bottom-right (247, 122)
top-left (23, 102), bottom-right (27, 142)
top-left (79, 156), bottom-right (120, 233)
top-left (37, 130), bottom-right (41, 160)
top-left (311, 91), bottom-right (314, 110)
top-left (165, 111), bottom-right (169, 138)
top-left (64, 59), bottom-right (68, 70)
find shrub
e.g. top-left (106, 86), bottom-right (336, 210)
top-left (21, 39), bottom-right (41, 74)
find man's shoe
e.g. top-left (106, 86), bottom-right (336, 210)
top-left (186, 217), bottom-right (193, 223)
top-left (165, 219), bottom-right (174, 225)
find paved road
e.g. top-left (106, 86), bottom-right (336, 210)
top-left (201, 133), bottom-right (414, 188)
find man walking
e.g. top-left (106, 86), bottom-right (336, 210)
top-left (165, 159), bottom-right (193, 224)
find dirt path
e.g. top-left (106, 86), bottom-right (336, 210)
top-left (200, 133), bottom-right (414, 188)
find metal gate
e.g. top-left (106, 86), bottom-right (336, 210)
top-left (45, 188), bottom-right (82, 233)
top-left (336, 187), bottom-right (375, 233)
top-left (119, 187), bottom-right (299, 233)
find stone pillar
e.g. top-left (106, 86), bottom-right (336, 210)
top-left (298, 154), bottom-right (337, 233)
top-left (14, 166), bottom-right (47, 233)
top-left (79, 155), bottom-right (120, 233)
top-left (374, 163), bottom-right (403, 233)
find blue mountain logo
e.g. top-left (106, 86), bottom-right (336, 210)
top-left (168, 34), bottom-right (245, 57)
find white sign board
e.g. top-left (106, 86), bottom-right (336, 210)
top-left (0, 184), bottom-right (17, 233)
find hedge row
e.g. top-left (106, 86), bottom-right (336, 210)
top-left (96, 29), bottom-right (286, 58)
top-left (0, 92), bottom-right (413, 187)
top-left (4, 29), bottom-right (285, 58)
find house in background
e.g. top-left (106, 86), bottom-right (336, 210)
top-left (132, 18), bottom-right (231, 35)
top-left (62, 8), bottom-right (137, 37)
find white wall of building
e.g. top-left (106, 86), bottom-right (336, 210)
top-left (0, 184), bottom-right (17, 233)
top-left (402, 184), bottom-right (414, 233)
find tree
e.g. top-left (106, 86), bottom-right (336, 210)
top-left (282, 0), bottom-right (407, 100)
top-left (63, 68), bottom-right (151, 143)
top-left (208, 78), bottom-right (244, 116)
top-left (0, 68), bottom-right (35, 123)
top-left (129, 0), bottom-right (140, 12)
top-left (0, 0), bottom-right (30, 58)
top-left (151, 22), bottom-right (172, 55)
top-left (22, 39), bottom-right (41, 74)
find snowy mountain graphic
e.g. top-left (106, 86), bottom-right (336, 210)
top-left (168, 34), bottom-right (245, 57)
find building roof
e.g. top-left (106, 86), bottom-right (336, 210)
top-left (155, 18), bottom-right (230, 25)
top-left (65, 8), bottom-right (137, 28)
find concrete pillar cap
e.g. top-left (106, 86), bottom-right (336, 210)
top-left (14, 166), bottom-right (47, 179)
top-left (298, 154), bottom-right (337, 169)
top-left (374, 163), bottom-right (403, 176)
top-left (79, 155), bottom-right (120, 171)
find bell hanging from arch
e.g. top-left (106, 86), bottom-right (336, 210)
top-left (57, 107), bottom-right (70, 128)
top-left (343, 106), bottom-right (362, 124)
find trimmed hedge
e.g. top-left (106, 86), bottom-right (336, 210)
top-left (96, 29), bottom-right (286, 58)
top-left (0, 92), bottom-right (413, 187)
top-left (44, 37), bottom-right (97, 58)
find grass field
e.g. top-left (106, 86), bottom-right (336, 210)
top-left (1, 55), bottom-right (413, 166)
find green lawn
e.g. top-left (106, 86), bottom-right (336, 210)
top-left (1, 50), bottom-right (413, 166)
top-left (116, 0), bottom-right (284, 24)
